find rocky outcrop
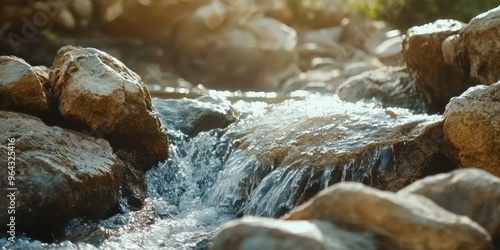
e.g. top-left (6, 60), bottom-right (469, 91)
top-left (0, 56), bottom-right (49, 117)
top-left (445, 6), bottom-right (500, 85)
top-left (50, 46), bottom-right (168, 171)
top-left (0, 111), bottom-right (123, 240)
top-left (336, 66), bottom-right (425, 112)
top-left (153, 96), bottom-right (238, 137)
top-left (443, 82), bottom-right (500, 176)
top-left (402, 19), bottom-right (468, 113)
top-left (210, 216), bottom-right (378, 250)
top-left (208, 96), bottom-right (458, 218)
top-left (399, 168), bottom-right (500, 247)
top-left (283, 182), bottom-right (493, 250)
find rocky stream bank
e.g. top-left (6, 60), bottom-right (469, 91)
top-left (0, 1), bottom-right (499, 250)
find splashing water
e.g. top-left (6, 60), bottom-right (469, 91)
top-left (0, 94), bottom-right (442, 249)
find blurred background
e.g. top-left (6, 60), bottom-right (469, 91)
top-left (0, 0), bottom-right (497, 93)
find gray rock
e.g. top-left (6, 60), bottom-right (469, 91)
top-left (402, 19), bottom-right (468, 113)
top-left (50, 46), bottom-right (168, 171)
top-left (0, 56), bottom-right (49, 117)
top-left (0, 111), bottom-right (123, 240)
top-left (336, 66), bottom-right (425, 112)
top-left (443, 82), bottom-right (500, 176)
top-left (174, 3), bottom-right (299, 90)
top-left (153, 96), bottom-right (238, 137)
top-left (283, 182), bottom-right (493, 250)
top-left (399, 168), bottom-right (500, 247)
top-left (210, 216), bottom-right (378, 250)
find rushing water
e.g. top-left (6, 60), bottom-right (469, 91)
top-left (0, 94), bottom-right (440, 250)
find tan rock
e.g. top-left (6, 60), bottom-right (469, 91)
top-left (402, 19), bottom-right (468, 113)
top-left (399, 168), bottom-right (500, 246)
top-left (50, 46), bottom-right (168, 171)
top-left (443, 82), bottom-right (500, 176)
top-left (0, 56), bottom-right (49, 117)
top-left (210, 216), bottom-right (378, 250)
top-left (457, 6), bottom-right (500, 85)
top-left (284, 182), bottom-right (493, 250)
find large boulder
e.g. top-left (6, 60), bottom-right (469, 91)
top-left (399, 168), bottom-right (500, 247)
top-left (0, 111), bottom-right (123, 240)
top-left (443, 82), bottom-right (500, 176)
top-left (206, 96), bottom-right (458, 218)
top-left (174, 1), bottom-right (299, 90)
top-left (0, 56), bottom-right (49, 117)
top-left (49, 46), bottom-right (168, 171)
top-left (446, 6), bottom-right (500, 85)
top-left (210, 216), bottom-right (378, 250)
top-left (402, 19), bottom-right (468, 113)
top-left (283, 182), bottom-right (494, 250)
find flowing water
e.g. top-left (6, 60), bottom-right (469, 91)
top-left (0, 93), bottom-right (439, 250)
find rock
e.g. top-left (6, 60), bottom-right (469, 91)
top-left (364, 29), bottom-right (404, 66)
top-left (283, 182), bottom-right (494, 250)
top-left (289, 0), bottom-right (346, 28)
top-left (175, 2), bottom-right (299, 90)
top-left (210, 216), bottom-right (378, 250)
top-left (443, 82), bottom-right (500, 176)
top-left (0, 111), bottom-right (123, 241)
top-left (0, 56), bottom-right (49, 117)
top-left (336, 66), bottom-right (425, 112)
top-left (399, 168), bottom-right (500, 246)
top-left (339, 13), bottom-right (386, 50)
top-left (254, 0), bottom-right (293, 24)
top-left (49, 46), bottom-right (168, 171)
top-left (207, 96), bottom-right (458, 218)
top-left (100, 0), bottom-right (209, 39)
top-left (402, 19), bottom-right (468, 113)
top-left (450, 6), bottom-right (500, 85)
top-left (152, 96), bottom-right (238, 137)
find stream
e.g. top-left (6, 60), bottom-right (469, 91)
top-left (0, 92), bottom-right (437, 250)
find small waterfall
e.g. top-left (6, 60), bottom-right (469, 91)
top-left (0, 95), bottom-right (447, 249)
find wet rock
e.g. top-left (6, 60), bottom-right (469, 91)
top-left (153, 96), bottom-right (238, 137)
top-left (402, 19), bottom-right (468, 113)
top-left (175, 2), bottom-right (299, 90)
top-left (336, 66), bottom-right (425, 112)
top-left (50, 46), bottom-right (168, 171)
top-left (443, 82), bottom-right (500, 176)
top-left (284, 182), bottom-right (494, 250)
top-left (209, 96), bottom-right (458, 217)
top-left (448, 6), bottom-right (500, 85)
top-left (210, 216), bottom-right (378, 250)
top-left (0, 111), bottom-right (123, 241)
top-left (0, 56), bottom-right (49, 117)
top-left (399, 168), bottom-right (500, 246)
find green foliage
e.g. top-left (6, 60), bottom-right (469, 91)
top-left (349, 0), bottom-right (499, 30)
